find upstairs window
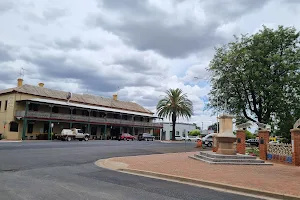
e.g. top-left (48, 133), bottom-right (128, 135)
top-left (29, 103), bottom-right (39, 111)
top-left (0, 101), bottom-right (2, 111)
top-left (52, 106), bottom-right (59, 113)
top-left (5, 100), bottom-right (8, 111)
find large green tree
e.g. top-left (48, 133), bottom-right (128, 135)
top-left (157, 88), bottom-right (193, 140)
top-left (208, 25), bottom-right (300, 139)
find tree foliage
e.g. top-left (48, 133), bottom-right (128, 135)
top-left (156, 88), bottom-right (193, 140)
top-left (208, 122), bottom-right (219, 132)
top-left (189, 129), bottom-right (201, 136)
top-left (208, 25), bottom-right (300, 139)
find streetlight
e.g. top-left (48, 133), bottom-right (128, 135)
top-left (194, 76), bottom-right (219, 134)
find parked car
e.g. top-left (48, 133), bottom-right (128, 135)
top-left (246, 139), bottom-right (259, 147)
top-left (138, 133), bottom-right (155, 141)
top-left (57, 128), bottom-right (89, 141)
top-left (175, 135), bottom-right (185, 141)
top-left (185, 135), bottom-right (201, 142)
top-left (120, 133), bottom-right (135, 141)
top-left (269, 140), bottom-right (280, 144)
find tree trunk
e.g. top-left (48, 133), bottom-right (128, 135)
top-left (172, 113), bottom-right (176, 141)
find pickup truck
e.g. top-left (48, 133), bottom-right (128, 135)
top-left (57, 128), bottom-right (90, 141)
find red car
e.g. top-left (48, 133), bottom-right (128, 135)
top-left (120, 133), bottom-right (135, 141)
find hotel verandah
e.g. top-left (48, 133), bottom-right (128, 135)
top-left (0, 79), bottom-right (162, 140)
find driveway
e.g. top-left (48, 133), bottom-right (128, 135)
top-left (0, 141), bottom-right (261, 200)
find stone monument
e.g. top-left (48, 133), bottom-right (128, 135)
top-left (189, 114), bottom-right (272, 165)
top-left (215, 114), bottom-right (236, 155)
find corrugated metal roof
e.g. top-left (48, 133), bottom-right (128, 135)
top-left (25, 98), bottom-right (157, 117)
top-left (0, 84), bottom-right (154, 114)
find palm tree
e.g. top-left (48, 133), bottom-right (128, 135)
top-left (156, 88), bottom-right (193, 140)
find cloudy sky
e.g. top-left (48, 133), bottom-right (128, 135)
top-left (0, 0), bottom-right (300, 129)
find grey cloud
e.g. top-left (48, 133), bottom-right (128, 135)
top-left (43, 8), bottom-right (67, 21)
top-left (54, 37), bottom-right (82, 50)
top-left (88, 0), bottom-right (270, 58)
top-left (0, 43), bottom-right (14, 62)
top-left (0, 0), bottom-right (14, 13)
top-left (52, 37), bottom-right (102, 50)
top-left (25, 7), bottom-right (67, 24)
top-left (20, 48), bottom-right (160, 93)
top-left (111, 57), bottom-right (163, 75)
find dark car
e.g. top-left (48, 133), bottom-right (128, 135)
top-left (246, 139), bottom-right (259, 147)
top-left (120, 133), bottom-right (135, 141)
top-left (138, 133), bottom-right (155, 141)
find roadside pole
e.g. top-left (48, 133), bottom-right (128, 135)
top-left (185, 137), bottom-right (186, 152)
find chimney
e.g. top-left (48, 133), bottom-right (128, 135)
top-left (17, 78), bottom-right (23, 87)
top-left (38, 83), bottom-right (44, 87)
top-left (113, 94), bottom-right (118, 101)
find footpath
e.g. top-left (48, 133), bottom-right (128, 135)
top-left (96, 151), bottom-right (300, 200)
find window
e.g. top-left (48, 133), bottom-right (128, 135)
top-left (27, 124), bottom-right (34, 134)
top-left (72, 109), bottom-right (76, 114)
top-left (9, 121), bottom-right (18, 132)
top-left (52, 106), bottom-right (59, 113)
top-left (92, 111), bottom-right (97, 117)
top-left (5, 100), bottom-right (8, 111)
top-left (147, 118), bottom-right (150, 122)
top-left (176, 131), bottom-right (180, 136)
top-left (29, 103), bottom-right (39, 111)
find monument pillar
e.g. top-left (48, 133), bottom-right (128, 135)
top-left (258, 130), bottom-right (269, 160)
top-left (236, 130), bottom-right (246, 154)
top-left (216, 115), bottom-right (236, 155)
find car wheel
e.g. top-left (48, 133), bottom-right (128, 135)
top-left (152, 138), bottom-right (154, 141)
top-left (132, 138), bottom-right (134, 141)
top-left (188, 139), bottom-right (191, 142)
top-left (84, 137), bottom-right (89, 141)
top-left (207, 142), bottom-right (212, 147)
top-left (67, 137), bottom-right (72, 142)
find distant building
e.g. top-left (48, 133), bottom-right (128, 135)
top-left (201, 129), bottom-right (214, 136)
top-left (160, 122), bottom-right (196, 140)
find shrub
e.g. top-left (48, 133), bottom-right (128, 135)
top-left (189, 129), bottom-right (201, 136)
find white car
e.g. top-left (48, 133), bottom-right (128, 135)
top-left (175, 136), bottom-right (185, 140)
top-left (185, 135), bottom-right (201, 142)
top-left (269, 141), bottom-right (280, 144)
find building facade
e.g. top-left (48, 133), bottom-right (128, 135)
top-left (0, 79), bottom-right (163, 140)
top-left (161, 122), bottom-right (196, 140)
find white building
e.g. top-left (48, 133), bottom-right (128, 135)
top-left (160, 122), bottom-right (196, 140)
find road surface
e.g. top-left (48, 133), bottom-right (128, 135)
top-left (0, 141), bottom-right (261, 200)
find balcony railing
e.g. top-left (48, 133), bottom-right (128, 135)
top-left (15, 110), bottom-right (163, 128)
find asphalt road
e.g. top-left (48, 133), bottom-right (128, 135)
top-left (0, 141), bottom-right (262, 200)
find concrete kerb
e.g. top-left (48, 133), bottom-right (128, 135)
top-left (95, 158), bottom-right (300, 200)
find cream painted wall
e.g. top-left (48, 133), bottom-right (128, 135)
top-left (0, 93), bottom-right (19, 139)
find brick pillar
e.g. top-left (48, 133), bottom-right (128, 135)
top-left (290, 129), bottom-right (300, 166)
top-left (258, 130), bottom-right (269, 160)
top-left (236, 130), bottom-right (246, 154)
